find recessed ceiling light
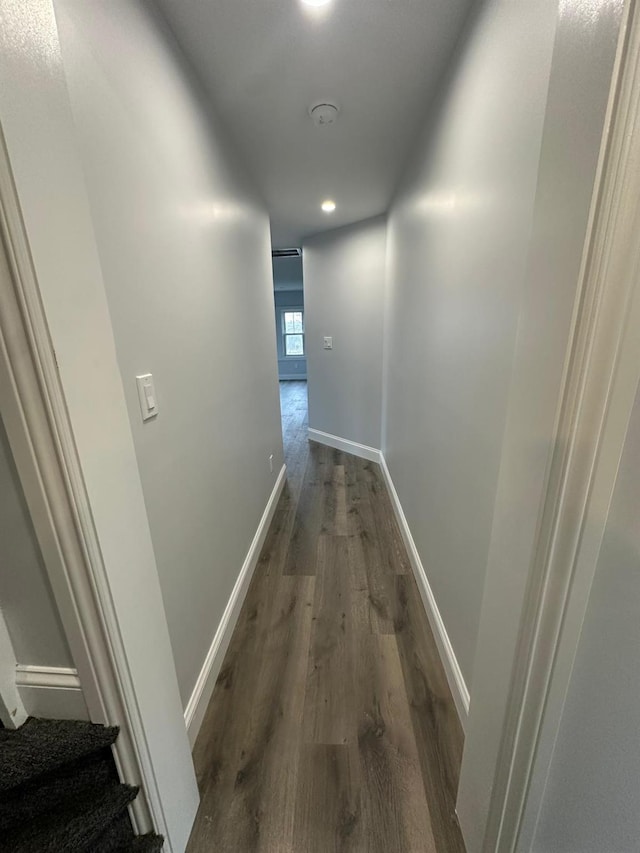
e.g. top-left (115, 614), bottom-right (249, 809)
top-left (321, 200), bottom-right (336, 213)
top-left (301, 0), bottom-right (331, 6)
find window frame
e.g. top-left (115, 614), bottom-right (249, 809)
top-left (281, 308), bottom-right (305, 358)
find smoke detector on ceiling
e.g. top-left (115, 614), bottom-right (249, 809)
top-left (309, 101), bottom-right (339, 127)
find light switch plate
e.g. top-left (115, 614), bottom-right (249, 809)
top-left (323, 336), bottom-right (333, 350)
top-left (136, 373), bottom-right (158, 421)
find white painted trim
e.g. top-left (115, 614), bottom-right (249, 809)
top-left (279, 373), bottom-right (308, 381)
top-left (184, 464), bottom-right (287, 745)
top-left (484, 2), bottom-right (640, 849)
top-left (379, 454), bottom-right (470, 728)
top-left (0, 610), bottom-right (27, 728)
top-left (15, 664), bottom-right (82, 690)
top-left (15, 665), bottom-right (88, 720)
top-left (308, 428), bottom-right (382, 463)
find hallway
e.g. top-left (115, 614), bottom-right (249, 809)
top-left (186, 381), bottom-right (465, 852)
top-left (2, 0), bottom-right (637, 850)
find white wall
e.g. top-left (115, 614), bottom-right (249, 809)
top-left (0, 417), bottom-right (71, 667)
top-left (457, 0), bottom-right (625, 847)
top-left (0, 0), bottom-right (199, 845)
top-left (54, 0), bottom-right (284, 709)
top-left (304, 217), bottom-right (386, 451)
top-left (383, 0), bottom-right (559, 687)
top-left (273, 256), bottom-right (303, 289)
top-left (379, 1), bottom-right (624, 847)
top-left (532, 380), bottom-right (640, 853)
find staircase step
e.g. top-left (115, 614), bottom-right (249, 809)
top-left (2, 782), bottom-right (138, 852)
top-left (0, 717), bottom-right (119, 793)
top-left (0, 747), bottom-right (116, 833)
top-left (93, 810), bottom-right (136, 852)
top-left (127, 834), bottom-right (164, 852)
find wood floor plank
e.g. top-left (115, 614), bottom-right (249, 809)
top-left (280, 381), bottom-right (310, 500)
top-left (256, 484), bottom-right (297, 577)
top-left (190, 574), bottom-right (314, 852)
top-left (230, 575), bottom-right (315, 852)
top-left (395, 575), bottom-right (466, 853)
top-left (189, 569), bottom-right (284, 851)
top-left (334, 464), bottom-right (348, 535)
top-left (283, 442), bottom-right (329, 576)
top-left (354, 630), bottom-right (438, 853)
top-left (345, 456), bottom-right (397, 634)
top-left (322, 463), bottom-right (348, 536)
top-left (186, 381), bottom-right (466, 853)
top-left (358, 459), bottom-right (411, 575)
top-left (303, 534), bottom-right (355, 745)
top-left (347, 533), bottom-right (397, 635)
top-left (257, 381), bottom-right (310, 577)
top-left (293, 744), bottom-right (361, 853)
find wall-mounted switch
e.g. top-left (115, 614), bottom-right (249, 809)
top-left (136, 373), bottom-right (158, 421)
top-left (323, 336), bottom-right (333, 350)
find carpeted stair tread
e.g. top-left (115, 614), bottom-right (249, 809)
top-left (2, 781), bottom-right (138, 853)
top-left (0, 717), bottom-right (119, 792)
top-left (0, 716), bottom-right (162, 852)
top-left (0, 747), bottom-right (116, 833)
top-left (126, 834), bottom-right (164, 852)
top-left (93, 810), bottom-right (136, 852)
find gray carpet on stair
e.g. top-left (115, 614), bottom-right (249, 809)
top-left (129, 835), bottom-right (166, 852)
top-left (3, 780), bottom-right (138, 852)
top-left (0, 718), bottom-right (119, 792)
top-left (0, 747), bottom-right (116, 832)
top-left (0, 717), bottom-right (164, 852)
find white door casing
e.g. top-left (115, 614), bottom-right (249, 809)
top-left (0, 608), bottom-right (27, 729)
top-left (478, 0), bottom-right (640, 849)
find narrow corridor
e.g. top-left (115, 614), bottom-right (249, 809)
top-left (186, 381), bottom-right (465, 852)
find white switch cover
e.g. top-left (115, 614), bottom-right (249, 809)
top-left (323, 336), bottom-right (333, 350)
top-left (136, 373), bottom-right (158, 421)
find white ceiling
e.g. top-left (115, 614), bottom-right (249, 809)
top-left (157, 0), bottom-right (474, 248)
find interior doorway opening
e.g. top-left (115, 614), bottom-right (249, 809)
top-left (272, 248), bottom-right (308, 458)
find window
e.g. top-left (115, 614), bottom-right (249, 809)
top-left (282, 310), bottom-right (304, 357)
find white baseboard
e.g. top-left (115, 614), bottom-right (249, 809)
top-left (15, 665), bottom-right (89, 720)
top-left (379, 454), bottom-right (470, 729)
top-left (307, 428), bottom-right (382, 464)
top-left (184, 464), bottom-right (287, 746)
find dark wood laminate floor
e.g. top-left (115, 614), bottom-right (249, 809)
top-left (186, 381), bottom-right (466, 853)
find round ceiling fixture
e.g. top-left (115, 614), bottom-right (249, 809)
top-left (321, 200), bottom-right (336, 213)
top-left (301, 0), bottom-right (332, 6)
top-left (309, 102), bottom-right (339, 127)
